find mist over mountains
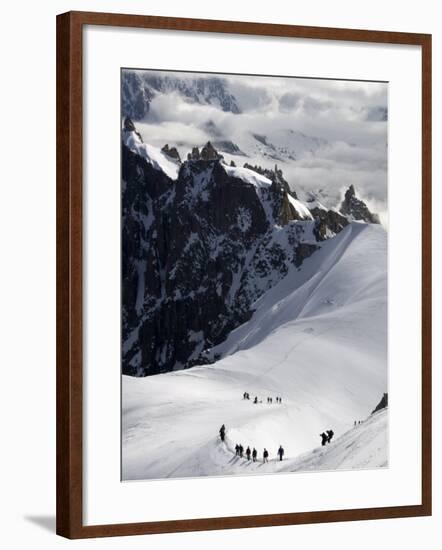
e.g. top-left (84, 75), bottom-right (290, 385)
top-left (122, 69), bottom-right (388, 221)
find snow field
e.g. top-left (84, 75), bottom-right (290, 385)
top-left (123, 223), bottom-right (387, 480)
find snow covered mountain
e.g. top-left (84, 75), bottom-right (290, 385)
top-left (222, 128), bottom-right (328, 165)
top-left (120, 67), bottom-right (388, 479)
top-left (121, 70), bottom-right (337, 194)
top-left (122, 218), bottom-right (387, 479)
top-left (122, 71), bottom-right (241, 121)
top-left (122, 119), bottom-right (382, 377)
top-left (121, 116), bottom-right (386, 479)
top-left (122, 69), bottom-right (388, 213)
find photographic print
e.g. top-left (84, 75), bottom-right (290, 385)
top-left (121, 68), bottom-right (388, 482)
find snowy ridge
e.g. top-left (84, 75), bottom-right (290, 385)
top-left (210, 222), bottom-right (384, 356)
top-left (222, 164), bottom-right (272, 188)
top-left (123, 130), bottom-right (180, 180)
top-left (140, 408), bottom-right (388, 479)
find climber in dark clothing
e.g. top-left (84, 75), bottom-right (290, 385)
top-left (254, 396), bottom-right (258, 404)
top-left (243, 392), bottom-right (247, 400)
top-left (277, 446), bottom-right (284, 461)
top-left (239, 444), bottom-right (244, 458)
top-left (326, 429), bottom-right (334, 443)
top-left (219, 424), bottom-right (226, 442)
top-left (320, 432), bottom-right (328, 446)
top-left (263, 448), bottom-right (269, 463)
top-left (252, 448), bottom-right (257, 462)
top-left (246, 446), bottom-right (251, 460)
top-left (235, 444), bottom-right (240, 456)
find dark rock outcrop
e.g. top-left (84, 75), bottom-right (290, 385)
top-left (372, 393), bottom-right (388, 414)
top-left (200, 141), bottom-right (222, 161)
top-left (161, 144), bottom-right (181, 163)
top-left (123, 117), bottom-right (143, 143)
top-left (312, 208), bottom-right (349, 241)
top-left (339, 185), bottom-right (380, 224)
top-left (191, 146), bottom-right (200, 160)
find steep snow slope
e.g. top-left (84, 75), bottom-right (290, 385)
top-left (122, 223), bottom-right (387, 480)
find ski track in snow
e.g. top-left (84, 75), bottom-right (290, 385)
top-left (123, 222), bottom-right (387, 480)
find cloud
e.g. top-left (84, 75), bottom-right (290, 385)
top-left (279, 92), bottom-right (301, 113)
top-left (365, 106), bottom-right (388, 122)
top-left (130, 69), bottom-right (388, 215)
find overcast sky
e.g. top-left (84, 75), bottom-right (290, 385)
top-left (128, 69), bottom-right (388, 222)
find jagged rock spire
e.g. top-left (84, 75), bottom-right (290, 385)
top-left (124, 117), bottom-right (137, 132)
top-left (191, 147), bottom-right (200, 160)
top-left (200, 141), bottom-right (221, 161)
top-left (339, 185), bottom-right (380, 224)
top-left (123, 117), bottom-right (143, 142)
top-left (161, 144), bottom-right (181, 163)
top-left (187, 142), bottom-right (222, 162)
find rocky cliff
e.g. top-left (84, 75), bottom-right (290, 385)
top-left (122, 119), bottom-right (380, 376)
top-left (339, 184), bottom-right (380, 224)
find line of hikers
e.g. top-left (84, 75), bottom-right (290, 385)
top-left (220, 425), bottom-right (285, 463)
top-left (243, 392), bottom-right (282, 404)
top-left (319, 429), bottom-right (334, 446)
top-left (234, 444), bottom-right (285, 463)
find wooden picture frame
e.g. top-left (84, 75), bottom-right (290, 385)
top-left (56, 10), bottom-right (432, 539)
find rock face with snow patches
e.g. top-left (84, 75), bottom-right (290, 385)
top-left (122, 119), bottom-right (380, 377)
top-left (339, 184), bottom-right (380, 224)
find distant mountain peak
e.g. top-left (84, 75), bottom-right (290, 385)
top-left (345, 184), bottom-right (356, 200)
top-left (122, 70), bottom-right (241, 121)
